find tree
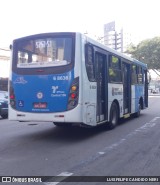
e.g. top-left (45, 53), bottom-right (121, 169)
top-left (126, 37), bottom-right (160, 76)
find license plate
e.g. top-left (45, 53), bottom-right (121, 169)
top-left (33, 102), bottom-right (47, 109)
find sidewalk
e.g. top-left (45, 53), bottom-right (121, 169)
top-left (149, 92), bottom-right (160, 96)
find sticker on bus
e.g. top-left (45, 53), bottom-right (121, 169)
top-left (33, 102), bottom-right (47, 109)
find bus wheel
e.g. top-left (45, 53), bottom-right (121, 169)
top-left (53, 122), bottom-right (64, 127)
top-left (134, 104), bottom-right (141, 117)
top-left (108, 102), bottom-right (119, 129)
top-left (53, 122), bottom-right (71, 127)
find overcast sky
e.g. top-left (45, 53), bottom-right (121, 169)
top-left (0, 0), bottom-right (160, 77)
top-left (1, 0), bottom-right (160, 48)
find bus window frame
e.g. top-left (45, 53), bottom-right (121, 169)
top-left (85, 44), bottom-right (96, 82)
top-left (12, 33), bottom-right (76, 75)
top-left (108, 54), bottom-right (122, 84)
top-left (131, 64), bottom-right (144, 85)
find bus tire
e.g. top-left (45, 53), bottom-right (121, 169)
top-left (53, 122), bottom-right (65, 127)
top-left (108, 102), bottom-right (119, 129)
top-left (53, 122), bottom-right (71, 127)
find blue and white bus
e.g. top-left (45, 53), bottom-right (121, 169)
top-left (9, 32), bottom-right (148, 129)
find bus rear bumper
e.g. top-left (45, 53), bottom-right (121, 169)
top-left (9, 104), bottom-right (83, 123)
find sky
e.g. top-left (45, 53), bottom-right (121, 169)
top-left (1, 0), bottom-right (160, 47)
top-left (0, 0), bottom-right (160, 77)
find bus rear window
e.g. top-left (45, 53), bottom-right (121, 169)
top-left (16, 37), bottom-right (72, 68)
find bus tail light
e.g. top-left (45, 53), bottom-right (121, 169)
top-left (71, 93), bottom-right (76, 99)
top-left (9, 81), bottom-right (16, 108)
top-left (67, 77), bottom-right (79, 110)
top-left (71, 85), bottom-right (77, 91)
top-left (10, 94), bottom-right (15, 99)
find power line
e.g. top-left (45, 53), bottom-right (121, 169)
top-left (0, 56), bottom-right (10, 60)
top-left (0, 48), bottom-right (10, 51)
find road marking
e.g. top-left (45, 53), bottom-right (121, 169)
top-left (43, 172), bottom-right (73, 185)
top-left (100, 117), bottom-right (160, 154)
top-left (98, 152), bottom-right (105, 155)
top-left (149, 95), bottom-right (160, 98)
top-left (44, 117), bottom-right (160, 184)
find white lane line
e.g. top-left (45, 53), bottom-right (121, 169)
top-left (150, 117), bottom-right (160, 122)
top-left (98, 152), bottom-right (105, 155)
top-left (43, 172), bottom-right (73, 185)
top-left (45, 117), bottom-right (160, 185)
top-left (99, 117), bottom-right (160, 154)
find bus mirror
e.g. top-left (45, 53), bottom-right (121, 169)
top-left (9, 44), bottom-right (12, 50)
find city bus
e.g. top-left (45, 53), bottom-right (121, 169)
top-left (9, 32), bottom-right (148, 129)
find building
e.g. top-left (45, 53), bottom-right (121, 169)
top-left (103, 21), bottom-right (142, 53)
top-left (103, 21), bottom-right (123, 52)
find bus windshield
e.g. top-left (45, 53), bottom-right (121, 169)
top-left (16, 37), bottom-right (72, 68)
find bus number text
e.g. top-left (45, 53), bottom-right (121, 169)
top-left (53, 76), bottom-right (69, 81)
top-left (35, 41), bottom-right (52, 48)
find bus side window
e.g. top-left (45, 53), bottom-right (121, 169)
top-left (138, 66), bottom-right (143, 84)
top-left (108, 55), bottom-right (122, 83)
top-left (85, 44), bottom-right (95, 81)
top-left (131, 64), bottom-right (138, 84)
top-left (18, 51), bottom-right (28, 64)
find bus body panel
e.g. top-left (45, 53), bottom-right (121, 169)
top-left (11, 70), bottom-right (74, 113)
top-left (9, 103), bottom-right (83, 123)
top-left (82, 81), bottom-right (97, 126)
top-left (9, 33), bottom-right (84, 124)
top-left (108, 83), bottom-right (123, 119)
top-left (131, 85), bottom-right (136, 113)
top-left (131, 85), bottom-right (144, 113)
top-left (80, 36), bottom-right (97, 126)
top-left (9, 32), bottom-right (148, 128)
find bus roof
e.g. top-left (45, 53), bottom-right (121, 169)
top-left (82, 33), bottom-right (147, 69)
top-left (12, 32), bottom-right (147, 69)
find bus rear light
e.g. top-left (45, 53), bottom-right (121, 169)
top-left (71, 93), bottom-right (76, 99)
top-left (10, 95), bottom-right (15, 99)
top-left (10, 100), bottom-right (16, 107)
top-left (9, 81), bottom-right (16, 109)
top-left (71, 85), bottom-right (77, 91)
top-left (69, 100), bottom-right (77, 106)
top-left (67, 77), bottom-right (79, 110)
top-left (36, 69), bottom-right (44, 72)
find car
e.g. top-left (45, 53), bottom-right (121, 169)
top-left (0, 91), bottom-right (8, 119)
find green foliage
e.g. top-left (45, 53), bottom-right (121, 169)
top-left (126, 37), bottom-right (160, 70)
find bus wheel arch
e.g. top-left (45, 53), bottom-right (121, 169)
top-left (108, 100), bottom-right (120, 129)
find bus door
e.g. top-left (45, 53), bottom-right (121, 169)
top-left (144, 69), bottom-right (148, 107)
top-left (122, 62), bottom-right (131, 114)
top-left (95, 52), bottom-right (107, 123)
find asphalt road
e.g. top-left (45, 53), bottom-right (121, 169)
top-left (0, 96), bottom-right (160, 185)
